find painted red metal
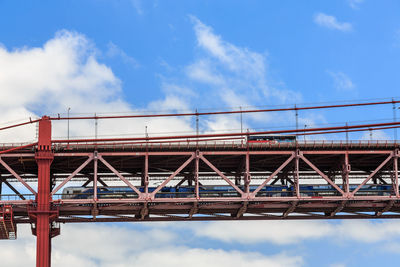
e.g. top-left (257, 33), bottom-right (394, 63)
top-left (34, 117), bottom-right (56, 267)
top-left (47, 99), bottom-right (400, 121)
top-left (0, 99), bottom-right (399, 136)
top-left (1, 111), bottom-right (400, 266)
top-left (48, 120), bottom-right (400, 144)
top-left (0, 205), bottom-right (16, 239)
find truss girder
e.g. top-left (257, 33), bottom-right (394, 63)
top-left (0, 147), bottom-right (400, 222)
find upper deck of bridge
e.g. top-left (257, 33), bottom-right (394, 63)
top-left (1, 140), bottom-right (400, 154)
top-left (45, 140), bottom-right (400, 152)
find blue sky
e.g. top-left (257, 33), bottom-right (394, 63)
top-left (2, 0), bottom-right (400, 266)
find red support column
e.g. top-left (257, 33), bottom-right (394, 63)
top-left (35, 116), bottom-right (54, 267)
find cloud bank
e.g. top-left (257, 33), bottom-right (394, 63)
top-left (0, 224), bottom-right (304, 267)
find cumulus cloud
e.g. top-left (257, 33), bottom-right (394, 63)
top-left (327, 71), bottom-right (355, 91)
top-left (8, 220), bottom-right (400, 266)
top-left (314, 13), bottom-right (352, 32)
top-left (0, 224), bottom-right (304, 267)
top-left (188, 221), bottom-right (333, 245)
top-left (166, 220), bottom-right (400, 246)
top-left (0, 30), bottom-right (122, 141)
top-left (177, 16), bottom-right (302, 132)
top-left (0, 30), bottom-right (193, 142)
top-left (0, 18), bottom-right (312, 144)
top-left (191, 16), bottom-right (266, 76)
top-left (134, 248), bottom-right (302, 267)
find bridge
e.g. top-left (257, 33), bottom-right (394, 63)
top-left (1, 100), bottom-right (400, 266)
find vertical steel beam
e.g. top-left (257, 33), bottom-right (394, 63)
top-left (195, 151), bottom-right (199, 199)
top-left (244, 153), bottom-right (250, 194)
top-left (144, 153), bottom-right (149, 196)
top-left (294, 151), bottom-right (300, 198)
top-left (35, 116), bottom-right (54, 267)
top-left (342, 153), bottom-right (350, 196)
top-left (235, 157), bottom-right (246, 186)
top-left (234, 173), bottom-right (241, 186)
top-left (394, 150), bottom-right (399, 197)
top-left (93, 151), bottom-right (98, 200)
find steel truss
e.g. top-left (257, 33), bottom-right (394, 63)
top-left (1, 118), bottom-right (400, 266)
top-left (3, 144), bottom-right (400, 222)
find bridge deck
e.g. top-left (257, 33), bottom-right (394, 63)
top-left (0, 141), bottom-right (399, 222)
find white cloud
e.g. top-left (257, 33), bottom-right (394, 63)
top-left (189, 221), bottom-right (333, 245)
top-left (167, 220), bottom-right (400, 246)
top-left (8, 220), bottom-right (400, 267)
top-left (204, 114), bottom-right (244, 133)
top-left (0, 224), bottom-right (304, 267)
top-left (314, 13), bottom-right (352, 32)
top-left (186, 59), bottom-right (224, 85)
top-left (335, 220), bottom-right (400, 243)
top-left (2, 23), bottom-right (299, 142)
top-left (348, 0), bottom-right (364, 9)
top-left (0, 30), bottom-right (123, 141)
top-left (0, 30), bottom-right (194, 142)
top-left (328, 71), bottom-right (355, 91)
top-left (134, 248), bottom-right (302, 267)
top-left (191, 15), bottom-right (266, 76)
top-left (181, 16), bottom-right (302, 132)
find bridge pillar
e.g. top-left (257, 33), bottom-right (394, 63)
top-left (34, 116), bottom-right (55, 267)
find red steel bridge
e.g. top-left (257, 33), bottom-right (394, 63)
top-left (2, 100), bottom-right (400, 266)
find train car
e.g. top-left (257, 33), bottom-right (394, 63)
top-left (247, 135), bottom-right (296, 143)
top-left (61, 186), bottom-right (196, 199)
top-left (292, 184), bottom-right (393, 197)
top-left (349, 184), bottom-right (392, 196)
top-left (61, 183), bottom-right (395, 199)
top-left (250, 185), bottom-right (290, 197)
